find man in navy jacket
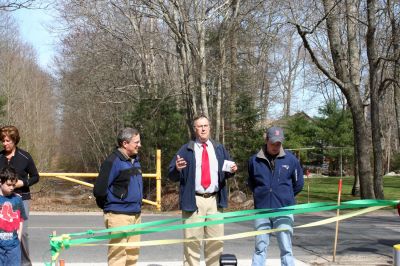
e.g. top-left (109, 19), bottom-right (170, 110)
top-left (93, 127), bottom-right (143, 266)
top-left (168, 114), bottom-right (237, 266)
top-left (248, 126), bottom-right (304, 266)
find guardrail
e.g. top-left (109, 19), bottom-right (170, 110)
top-left (39, 149), bottom-right (162, 211)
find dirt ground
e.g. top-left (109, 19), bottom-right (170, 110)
top-left (29, 179), bottom-right (249, 212)
top-left (30, 179), bottom-right (99, 212)
top-left (30, 179), bottom-right (179, 212)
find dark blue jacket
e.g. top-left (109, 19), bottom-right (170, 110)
top-left (248, 147), bottom-right (304, 209)
top-left (0, 148), bottom-right (39, 200)
top-left (168, 140), bottom-right (234, 212)
top-left (93, 149), bottom-right (143, 214)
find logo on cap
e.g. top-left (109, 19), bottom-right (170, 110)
top-left (267, 126), bottom-right (284, 143)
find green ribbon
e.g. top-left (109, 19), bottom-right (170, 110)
top-left (48, 199), bottom-right (399, 263)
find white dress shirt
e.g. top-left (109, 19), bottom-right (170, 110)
top-left (194, 139), bottom-right (219, 193)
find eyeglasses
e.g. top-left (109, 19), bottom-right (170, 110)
top-left (195, 124), bottom-right (209, 129)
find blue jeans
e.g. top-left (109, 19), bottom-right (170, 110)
top-left (0, 242), bottom-right (21, 266)
top-left (251, 215), bottom-right (294, 266)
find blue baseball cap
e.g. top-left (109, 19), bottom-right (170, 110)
top-left (266, 126), bottom-right (284, 143)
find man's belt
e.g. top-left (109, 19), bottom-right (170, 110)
top-left (195, 192), bottom-right (217, 198)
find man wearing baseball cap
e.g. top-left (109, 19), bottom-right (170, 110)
top-left (247, 126), bottom-right (304, 266)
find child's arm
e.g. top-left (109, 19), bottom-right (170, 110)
top-left (18, 221), bottom-right (23, 240)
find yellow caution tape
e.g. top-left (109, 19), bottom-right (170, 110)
top-left (82, 206), bottom-right (385, 248)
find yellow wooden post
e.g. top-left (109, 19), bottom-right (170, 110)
top-left (156, 149), bottom-right (162, 211)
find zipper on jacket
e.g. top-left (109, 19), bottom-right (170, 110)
top-left (264, 158), bottom-right (274, 194)
top-left (278, 167), bottom-right (280, 183)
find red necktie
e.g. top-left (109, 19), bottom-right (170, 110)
top-left (201, 143), bottom-right (211, 189)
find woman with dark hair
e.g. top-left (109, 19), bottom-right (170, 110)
top-left (0, 126), bottom-right (39, 266)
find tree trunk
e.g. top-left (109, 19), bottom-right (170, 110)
top-left (197, 0), bottom-right (209, 117)
top-left (215, 37), bottom-right (226, 142)
top-left (351, 131), bottom-right (360, 196)
top-left (366, 0), bottom-right (384, 199)
top-left (229, 25), bottom-right (238, 130)
top-left (217, 0), bottom-right (240, 139)
top-left (346, 0), bottom-right (361, 197)
top-left (347, 90), bottom-right (375, 198)
top-left (389, 0), bottom-right (400, 145)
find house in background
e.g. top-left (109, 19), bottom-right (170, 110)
top-left (259, 112), bottom-right (352, 176)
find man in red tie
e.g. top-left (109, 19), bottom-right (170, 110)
top-left (168, 114), bottom-right (238, 266)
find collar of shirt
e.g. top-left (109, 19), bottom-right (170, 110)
top-left (195, 139), bottom-right (211, 148)
top-left (118, 148), bottom-right (137, 163)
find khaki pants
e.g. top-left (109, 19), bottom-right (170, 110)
top-left (182, 195), bottom-right (223, 266)
top-left (104, 212), bottom-right (141, 266)
top-left (21, 200), bottom-right (32, 266)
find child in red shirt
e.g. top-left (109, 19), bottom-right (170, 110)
top-left (0, 166), bottom-right (27, 266)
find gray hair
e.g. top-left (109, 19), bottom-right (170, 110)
top-left (117, 127), bottom-right (140, 147)
top-left (192, 114), bottom-right (210, 127)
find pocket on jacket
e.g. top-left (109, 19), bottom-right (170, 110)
top-left (127, 177), bottom-right (142, 203)
top-left (278, 165), bottom-right (293, 184)
top-left (111, 168), bottom-right (132, 199)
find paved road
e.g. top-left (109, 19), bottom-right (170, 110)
top-left (30, 210), bottom-right (399, 265)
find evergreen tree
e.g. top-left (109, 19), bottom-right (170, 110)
top-left (284, 101), bottom-right (354, 175)
top-left (124, 97), bottom-right (187, 182)
top-left (225, 93), bottom-right (263, 190)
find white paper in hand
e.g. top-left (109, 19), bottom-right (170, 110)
top-left (222, 160), bottom-right (235, 173)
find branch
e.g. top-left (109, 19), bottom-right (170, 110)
top-left (293, 23), bottom-right (345, 89)
top-left (378, 78), bottom-right (397, 97)
top-left (0, 0), bottom-right (36, 11)
top-left (289, 0), bottom-right (342, 35)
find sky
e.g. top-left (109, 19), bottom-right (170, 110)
top-left (11, 7), bottom-right (322, 117)
top-left (13, 7), bottom-right (58, 72)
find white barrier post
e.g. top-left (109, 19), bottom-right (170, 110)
top-left (394, 244), bottom-right (400, 266)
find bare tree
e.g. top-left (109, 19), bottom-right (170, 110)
top-left (275, 29), bottom-right (305, 117)
top-left (214, 0), bottom-right (240, 141)
top-left (292, 0), bottom-right (375, 198)
top-left (0, 12), bottom-right (57, 170)
top-left (0, 0), bottom-right (36, 11)
top-left (290, 0), bottom-right (400, 198)
top-left (55, 0), bottom-right (361, 175)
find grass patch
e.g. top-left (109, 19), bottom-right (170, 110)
top-left (297, 175), bottom-right (400, 204)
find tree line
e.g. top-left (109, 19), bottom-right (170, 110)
top-left (1, 0), bottom-right (399, 199)
top-left (0, 9), bottom-right (57, 170)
